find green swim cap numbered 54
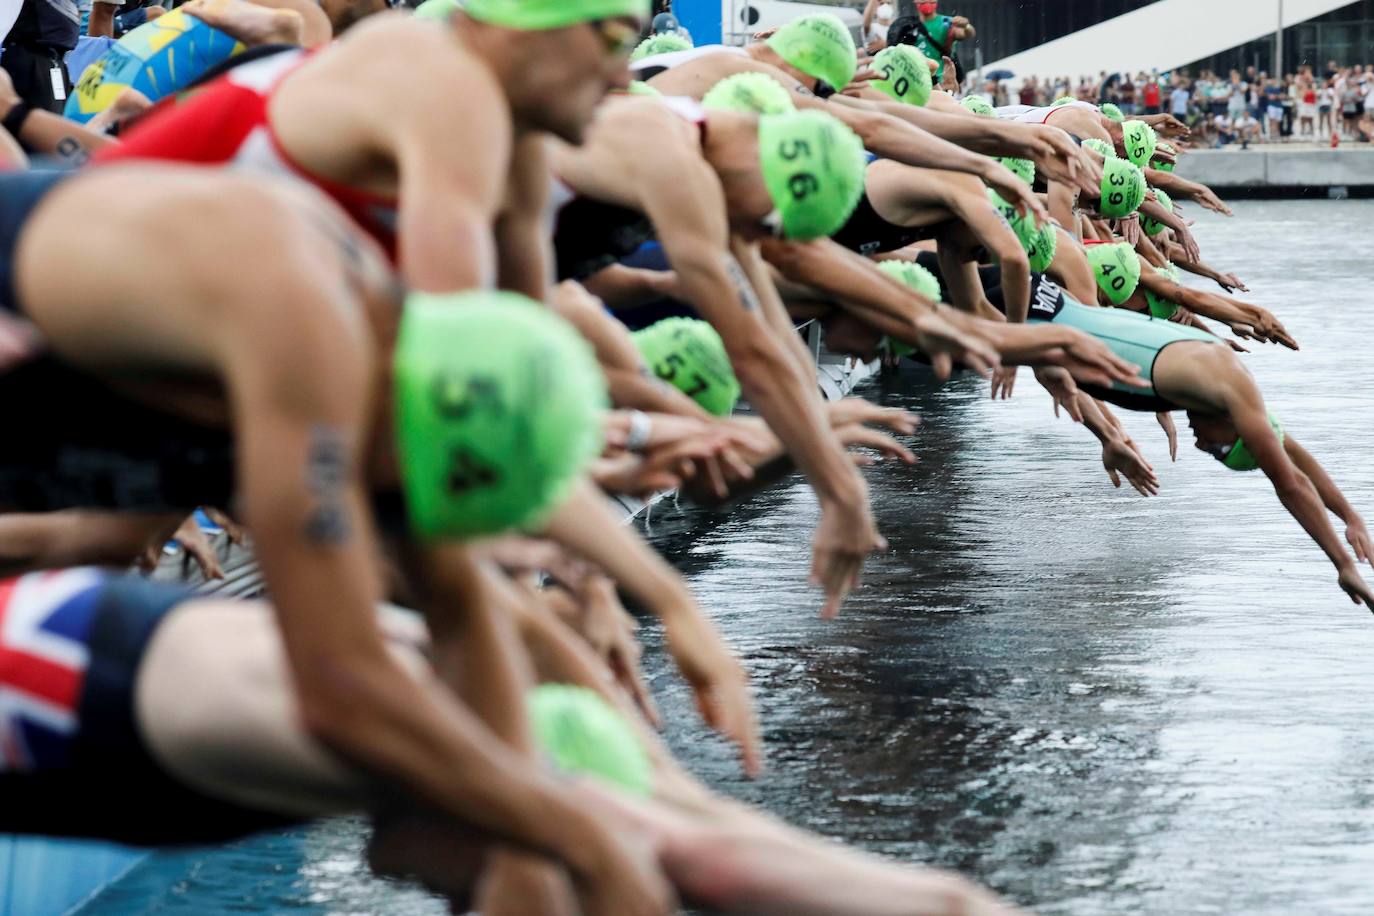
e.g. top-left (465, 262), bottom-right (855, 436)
top-left (1086, 242), bottom-right (1141, 306)
top-left (758, 110), bottom-right (866, 240)
top-left (871, 45), bottom-right (932, 107)
top-left (1099, 157), bottom-right (1145, 218)
top-left (528, 684), bottom-right (652, 796)
top-left (464, 0), bottom-right (648, 30)
top-left (633, 317), bottom-right (741, 416)
top-left (766, 13), bottom-right (856, 95)
top-left (394, 291), bottom-right (607, 540)
top-left (702, 72), bottom-right (795, 115)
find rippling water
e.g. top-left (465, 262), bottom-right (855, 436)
top-left (82, 199), bottom-right (1374, 915)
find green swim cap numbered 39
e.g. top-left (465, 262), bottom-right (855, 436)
top-left (988, 190), bottom-right (1056, 273)
top-left (1082, 137), bottom-right (1116, 159)
top-left (1143, 264), bottom-right (1178, 319)
top-left (758, 110), bottom-right (866, 240)
top-left (1100, 102), bottom-right (1124, 122)
top-left (1121, 119), bottom-right (1158, 168)
top-left (1141, 188), bottom-right (1173, 237)
top-left (702, 72), bottom-right (795, 115)
top-left (394, 291), bottom-right (607, 540)
top-left (1086, 242), bottom-right (1141, 306)
top-left (528, 684), bottom-right (652, 796)
top-left (464, 0), bottom-right (648, 30)
top-left (633, 317), bottom-right (741, 416)
top-left (961, 95), bottom-right (996, 117)
top-left (876, 259), bottom-right (942, 358)
top-left (766, 13), bottom-right (856, 96)
top-left (871, 45), bottom-right (932, 107)
top-left (1098, 156), bottom-right (1145, 218)
top-left (630, 33), bottom-right (691, 62)
top-left (1221, 412), bottom-right (1284, 472)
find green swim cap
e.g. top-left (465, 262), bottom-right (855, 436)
top-left (877, 258), bottom-right (942, 302)
top-left (1082, 137), bottom-right (1116, 159)
top-left (702, 72), bottom-right (795, 115)
top-left (394, 291), bottom-right (607, 540)
top-left (1141, 188), bottom-right (1174, 237)
top-left (632, 318), bottom-right (741, 416)
top-left (1086, 242), bottom-right (1141, 306)
top-left (527, 684), bottom-right (652, 796)
top-left (766, 13), bottom-right (856, 96)
top-left (1052, 95), bottom-right (1076, 106)
top-left (1121, 119), bottom-right (1158, 168)
top-left (757, 110), bottom-right (866, 240)
top-left (988, 190), bottom-right (1056, 273)
top-left (1221, 412), bottom-right (1284, 472)
top-left (999, 156), bottom-right (1035, 185)
top-left (623, 80), bottom-right (662, 97)
top-left (464, 0), bottom-right (648, 30)
top-left (1143, 264), bottom-right (1178, 319)
top-left (630, 33), bottom-right (691, 62)
top-left (413, 0), bottom-right (459, 20)
top-left (871, 45), bottom-right (931, 107)
top-left (1100, 102), bottom-right (1124, 122)
top-left (1150, 140), bottom-right (1176, 172)
top-left (1098, 157), bottom-right (1145, 218)
top-left (961, 94), bottom-right (996, 117)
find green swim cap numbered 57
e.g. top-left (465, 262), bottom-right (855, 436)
top-left (766, 13), bottom-right (856, 95)
top-left (633, 317), bottom-right (741, 416)
top-left (871, 45), bottom-right (932, 107)
top-left (758, 110), bottom-right (866, 240)
top-left (528, 684), bottom-right (652, 796)
top-left (1086, 242), bottom-right (1141, 306)
top-left (394, 291), bottom-right (607, 540)
top-left (464, 0), bottom-right (648, 30)
top-left (1099, 156), bottom-right (1145, 218)
top-left (702, 72), bottom-right (795, 115)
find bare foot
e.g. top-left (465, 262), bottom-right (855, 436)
top-left (181, 0), bottom-right (304, 46)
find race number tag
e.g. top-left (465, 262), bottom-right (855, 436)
top-left (50, 66), bottom-right (66, 101)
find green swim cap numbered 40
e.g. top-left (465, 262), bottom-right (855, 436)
top-left (1220, 413), bottom-right (1285, 472)
top-left (988, 190), bottom-right (1056, 273)
top-left (394, 291), bottom-right (607, 540)
top-left (464, 0), bottom-right (648, 30)
top-left (871, 45), bottom-right (932, 107)
top-left (633, 317), bottom-right (741, 416)
top-left (1098, 157), bottom-right (1145, 218)
top-left (758, 110), bottom-right (866, 240)
top-left (1086, 242), bottom-right (1141, 306)
top-left (1121, 119), bottom-right (1158, 168)
top-left (630, 33), bottom-right (691, 62)
top-left (702, 72), bottom-right (795, 115)
top-left (528, 684), bottom-right (652, 796)
top-left (766, 13), bottom-right (856, 95)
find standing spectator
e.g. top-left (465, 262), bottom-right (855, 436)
top-left (1263, 75), bottom-right (1284, 140)
top-left (1280, 74), bottom-right (1296, 139)
top-left (1119, 72), bottom-right (1135, 114)
top-left (861, 0), bottom-right (897, 54)
top-left (1226, 69), bottom-right (1247, 122)
top-left (1019, 76), bottom-right (1037, 106)
top-left (1143, 75), bottom-right (1161, 114)
top-left (888, 2), bottom-right (973, 86)
top-left (0, 0), bottom-right (79, 114)
top-left (1170, 77), bottom-right (1191, 122)
top-left (1298, 70), bottom-right (1317, 138)
top-left (1341, 74), bottom-right (1362, 138)
top-left (1319, 78), bottom-right (1336, 137)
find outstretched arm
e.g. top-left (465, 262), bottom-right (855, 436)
top-left (1283, 436), bottom-right (1374, 565)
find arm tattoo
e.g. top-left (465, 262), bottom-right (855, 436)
top-left (55, 136), bottom-right (89, 167)
top-left (303, 425), bottom-right (353, 546)
top-left (725, 255), bottom-right (762, 312)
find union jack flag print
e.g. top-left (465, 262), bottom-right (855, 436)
top-left (0, 568), bottom-right (105, 771)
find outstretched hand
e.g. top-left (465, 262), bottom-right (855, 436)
top-left (1157, 412), bottom-right (1179, 462)
top-left (1338, 566), bottom-right (1374, 609)
top-left (812, 495), bottom-right (886, 620)
top-left (1347, 520), bottom-right (1374, 565)
top-left (1103, 438), bottom-right (1159, 496)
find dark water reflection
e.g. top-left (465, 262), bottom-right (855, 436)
top-left (82, 200), bottom-right (1374, 915)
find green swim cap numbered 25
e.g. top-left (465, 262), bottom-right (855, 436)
top-left (766, 13), bottom-right (856, 96)
top-left (528, 684), bottom-right (652, 796)
top-left (961, 95), bottom-right (996, 117)
top-left (630, 33), bottom-right (691, 62)
top-left (633, 317), bottom-right (741, 416)
top-left (464, 0), bottom-right (648, 30)
top-left (1086, 242), bottom-right (1141, 306)
top-left (758, 110), bottom-right (866, 240)
top-left (988, 190), bottom-right (1056, 273)
top-left (702, 72), bottom-right (795, 115)
top-left (1221, 412), bottom-right (1284, 472)
top-left (394, 291), bottom-right (607, 540)
top-left (1100, 102), bottom-right (1124, 122)
top-left (1082, 137), bottom-right (1116, 159)
top-left (871, 44), bottom-right (932, 107)
top-left (1098, 157), bottom-right (1145, 218)
top-left (1141, 188), bottom-right (1174, 237)
top-left (1121, 119), bottom-right (1158, 168)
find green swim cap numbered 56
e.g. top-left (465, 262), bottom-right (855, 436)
top-left (464, 0), bottom-right (648, 30)
top-left (702, 72), bottom-right (795, 115)
top-left (630, 33), bottom-right (691, 62)
top-left (871, 45), bottom-right (932, 107)
top-left (633, 317), bottom-right (741, 416)
top-left (528, 684), bottom-right (652, 796)
top-left (1086, 242), bottom-right (1141, 306)
top-left (758, 110), bottom-right (866, 240)
top-left (766, 13), bottom-right (856, 95)
top-left (1221, 412), bottom-right (1284, 472)
top-left (394, 291), bottom-right (607, 540)
top-left (1121, 119), bottom-right (1158, 168)
top-left (1098, 156), bottom-right (1145, 218)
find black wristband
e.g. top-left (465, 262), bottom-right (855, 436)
top-left (2, 100), bottom-right (33, 139)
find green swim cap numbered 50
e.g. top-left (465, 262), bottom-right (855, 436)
top-left (1121, 119), bottom-right (1158, 168)
top-left (702, 72), bottom-right (795, 115)
top-left (630, 33), bottom-right (691, 62)
top-left (758, 110), bottom-right (866, 240)
top-left (633, 317), bottom-right (741, 416)
top-left (464, 0), bottom-right (648, 30)
top-left (528, 684), bottom-right (652, 796)
top-left (394, 291), bottom-right (607, 540)
top-left (766, 13), bottom-right (856, 95)
top-left (871, 45), bottom-right (932, 107)
top-left (1086, 242), bottom-right (1141, 306)
top-left (1221, 413), bottom-right (1284, 472)
top-left (1099, 157), bottom-right (1145, 218)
